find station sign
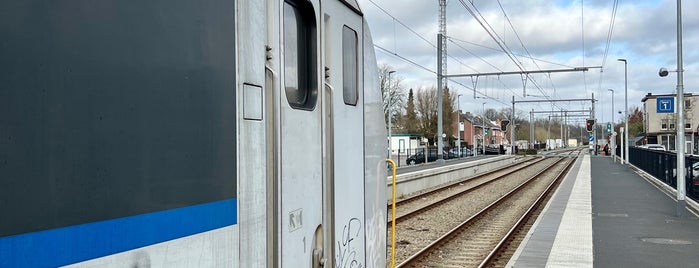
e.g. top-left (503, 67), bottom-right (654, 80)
top-left (657, 97), bottom-right (674, 113)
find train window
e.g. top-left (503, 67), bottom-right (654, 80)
top-left (284, 1), bottom-right (318, 110)
top-left (342, 26), bottom-right (358, 106)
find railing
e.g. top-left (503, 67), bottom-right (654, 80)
top-left (388, 146), bottom-right (506, 167)
top-left (628, 146), bottom-right (699, 200)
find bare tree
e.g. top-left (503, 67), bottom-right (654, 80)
top-left (484, 108), bottom-right (500, 121)
top-left (379, 64), bottom-right (406, 128)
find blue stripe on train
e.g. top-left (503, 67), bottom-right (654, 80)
top-left (0, 198), bottom-right (237, 267)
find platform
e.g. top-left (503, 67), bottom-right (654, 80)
top-left (507, 153), bottom-right (699, 267)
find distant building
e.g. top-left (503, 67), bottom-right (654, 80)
top-left (641, 93), bottom-right (699, 153)
top-left (452, 111), bottom-right (505, 149)
top-left (388, 133), bottom-right (422, 155)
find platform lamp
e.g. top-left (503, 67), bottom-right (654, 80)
top-left (657, 0), bottom-right (685, 217)
top-left (617, 59), bottom-right (628, 165)
top-left (387, 70), bottom-right (396, 160)
top-left (457, 94), bottom-right (462, 158)
top-left (608, 89), bottom-right (616, 163)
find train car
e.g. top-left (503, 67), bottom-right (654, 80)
top-left (0, 0), bottom-right (387, 267)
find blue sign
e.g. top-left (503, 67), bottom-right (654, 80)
top-left (657, 97), bottom-right (674, 113)
top-left (589, 135), bottom-right (595, 142)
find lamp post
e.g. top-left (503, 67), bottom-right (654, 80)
top-left (608, 89), bottom-right (616, 162)
top-left (617, 59), bottom-right (628, 165)
top-left (387, 70), bottom-right (396, 159)
top-left (675, 0), bottom-right (686, 218)
top-left (658, 0), bottom-right (686, 217)
top-left (457, 94), bottom-right (462, 158)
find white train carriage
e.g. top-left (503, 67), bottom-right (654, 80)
top-left (0, 0), bottom-right (386, 267)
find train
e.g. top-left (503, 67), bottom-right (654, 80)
top-left (0, 0), bottom-right (387, 267)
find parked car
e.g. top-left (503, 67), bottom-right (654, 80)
top-left (406, 150), bottom-right (431, 165)
top-left (484, 144), bottom-right (504, 154)
top-left (405, 149), bottom-right (452, 165)
top-left (463, 148), bottom-right (474, 156)
top-left (445, 150), bottom-right (458, 159)
top-left (449, 147), bottom-right (472, 157)
top-left (640, 144), bottom-right (666, 151)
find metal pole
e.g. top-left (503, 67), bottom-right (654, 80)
top-left (437, 34), bottom-right (444, 163)
top-left (530, 109), bottom-right (534, 149)
top-left (458, 94), bottom-right (462, 158)
top-left (564, 111), bottom-right (568, 147)
top-left (624, 60), bottom-right (631, 164)
top-left (547, 115), bottom-right (551, 150)
top-left (444, 66), bottom-right (600, 78)
top-left (580, 123), bottom-right (583, 147)
top-left (472, 114), bottom-right (476, 157)
top-left (592, 93), bottom-right (596, 155)
top-left (387, 70), bottom-right (395, 160)
top-left (482, 102), bottom-right (486, 155)
top-left (619, 58), bottom-right (628, 164)
top-left (560, 110), bottom-right (564, 148)
top-left (675, 0), bottom-right (686, 217)
top-left (621, 127), bottom-right (625, 163)
top-left (609, 89), bottom-right (616, 162)
top-left (511, 96), bottom-right (516, 154)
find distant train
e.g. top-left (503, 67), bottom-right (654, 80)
top-left (0, 0), bottom-right (387, 267)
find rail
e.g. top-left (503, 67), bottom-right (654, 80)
top-left (395, 156), bottom-right (574, 267)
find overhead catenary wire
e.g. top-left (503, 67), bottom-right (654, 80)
top-left (367, 0), bottom-right (515, 104)
top-left (495, 0), bottom-right (563, 109)
top-left (368, 0), bottom-right (573, 109)
top-left (595, 0), bottom-right (620, 97)
top-left (375, 44), bottom-right (435, 75)
top-left (375, 45), bottom-right (508, 106)
top-left (447, 37), bottom-right (576, 69)
top-left (366, 0), bottom-right (437, 48)
top-left (368, 0), bottom-right (599, 113)
top-left (456, 0), bottom-right (556, 103)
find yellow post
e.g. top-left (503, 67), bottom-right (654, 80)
top-left (386, 159), bottom-right (397, 268)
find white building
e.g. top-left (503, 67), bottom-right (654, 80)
top-left (388, 133), bottom-right (422, 155)
top-left (641, 93), bottom-right (699, 153)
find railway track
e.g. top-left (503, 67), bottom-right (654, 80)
top-left (388, 149), bottom-right (580, 267)
top-left (387, 157), bottom-right (540, 225)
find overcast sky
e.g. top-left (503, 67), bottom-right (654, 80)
top-left (357, 0), bottom-right (698, 125)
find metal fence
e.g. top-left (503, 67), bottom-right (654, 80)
top-left (389, 145), bottom-right (505, 167)
top-left (627, 146), bottom-right (699, 200)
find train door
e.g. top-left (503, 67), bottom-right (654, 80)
top-left (279, 0), bottom-right (324, 267)
top-left (322, 0), bottom-right (366, 267)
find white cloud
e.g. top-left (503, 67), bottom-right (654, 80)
top-left (358, 0), bottom-right (698, 123)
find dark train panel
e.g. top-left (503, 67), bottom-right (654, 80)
top-left (0, 0), bottom-right (237, 237)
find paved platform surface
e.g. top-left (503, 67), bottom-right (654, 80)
top-left (508, 153), bottom-right (699, 267)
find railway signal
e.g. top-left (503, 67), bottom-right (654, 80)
top-left (586, 119), bottom-right (595, 132)
top-left (501, 120), bottom-right (510, 132)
